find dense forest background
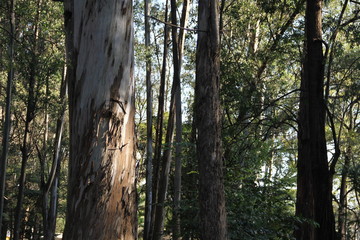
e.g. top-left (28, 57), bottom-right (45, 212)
top-left (0, 0), bottom-right (359, 239)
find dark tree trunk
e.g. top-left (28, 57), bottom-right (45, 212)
top-left (152, 81), bottom-right (176, 240)
top-left (144, 0), bottom-right (153, 239)
top-left (14, 43), bottom-right (37, 240)
top-left (295, 0), bottom-right (336, 239)
top-left (0, 0), bottom-right (15, 234)
top-left (14, 1), bottom-right (41, 238)
top-left (152, 6), bottom-right (181, 233)
top-left (63, 0), bottom-right (137, 239)
top-left (195, 1), bottom-right (228, 239)
top-left (338, 148), bottom-right (350, 240)
top-left (150, 2), bottom-right (169, 239)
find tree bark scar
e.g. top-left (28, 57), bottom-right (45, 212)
top-left (121, 1), bottom-right (127, 15)
top-left (107, 43), bottom-right (112, 57)
top-left (104, 37), bottom-right (109, 52)
top-left (125, 18), bottom-right (131, 41)
top-left (110, 98), bottom-right (127, 114)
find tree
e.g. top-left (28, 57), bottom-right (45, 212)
top-left (0, 0), bottom-right (15, 235)
top-left (149, 1), bottom-right (169, 238)
top-left (62, 0), bottom-right (137, 239)
top-left (144, 0), bottom-right (153, 239)
top-left (195, 0), bottom-right (228, 239)
top-left (295, 0), bottom-right (336, 239)
top-left (13, 1), bottom-right (42, 238)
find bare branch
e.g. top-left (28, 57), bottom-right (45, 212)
top-left (149, 15), bottom-right (206, 32)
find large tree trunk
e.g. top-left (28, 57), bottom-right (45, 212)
top-left (295, 0), bottom-right (336, 239)
top-left (195, 1), bottom-right (228, 240)
top-left (0, 0), bottom-right (16, 235)
top-left (63, 0), bottom-right (137, 239)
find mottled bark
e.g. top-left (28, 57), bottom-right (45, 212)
top-left (63, 0), bottom-right (137, 239)
top-left (195, 1), bottom-right (228, 240)
top-left (295, 0), bottom-right (336, 239)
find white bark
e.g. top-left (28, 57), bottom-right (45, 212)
top-left (64, 1), bottom-right (137, 239)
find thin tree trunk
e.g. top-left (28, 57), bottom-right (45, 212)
top-left (150, 1), bottom-right (169, 239)
top-left (152, 61), bottom-right (177, 240)
top-left (41, 75), bottom-right (50, 240)
top-left (195, 1), bottom-right (228, 239)
top-left (13, 15), bottom-right (40, 238)
top-left (13, 59), bottom-right (37, 240)
top-left (0, 0), bottom-right (15, 234)
top-left (295, 0), bottom-right (336, 239)
top-left (338, 149), bottom-right (350, 240)
top-left (43, 67), bottom-right (67, 240)
top-left (144, 0), bottom-right (153, 238)
top-left (63, 0), bottom-right (137, 239)
top-left (173, 1), bottom-right (190, 239)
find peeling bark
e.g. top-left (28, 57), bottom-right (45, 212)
top-left (63, 0), bottom-right (137, 239)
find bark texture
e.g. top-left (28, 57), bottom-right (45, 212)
top-left (195, 1), bottom-right (228, 239)
top-left (63, 0), bottom-right (137, 239)
top-left (295, 0), bottom-right (336, 239)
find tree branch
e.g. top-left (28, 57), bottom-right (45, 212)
top-left (149, 15), bottom-right (206, 32)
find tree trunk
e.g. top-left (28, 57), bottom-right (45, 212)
top-left (150, 1), bottom-right (169, 238)
top-left (172, 1), bottom-right (190, 239)
top-left (295, 0), bottom-right (336, 239)
top-left (63, 0), bottom-right (137, 239)
top-left (13, 28), bottom-right (39, 240)
top-left (43, 67), bottom-right (67, 240)
top-left (338, 148), bottom-right (350, 240)
top-left (0, 0), bottom-right (15, 234)
top-left (169, 0), bottom-right (181, 239)
top-left (144, 0), bottom-right (153, 239)
top-left (195, 1), bottom-right (228, 240)
top-left (14, 60), bottom-right (36, 240)
top-left (152, 52), bottom-right (177, 240)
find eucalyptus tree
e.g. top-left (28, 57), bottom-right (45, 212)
top-left (63, 0), bottom-right (137, 239)
top-left (295, 0), bottom-right (336, 239)
top-left (150, 1), bottom-right (169, 238)
top-left (144, 0), bottom-right (153, 239)
top-left (195, 0), bottom-right (228, 239)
